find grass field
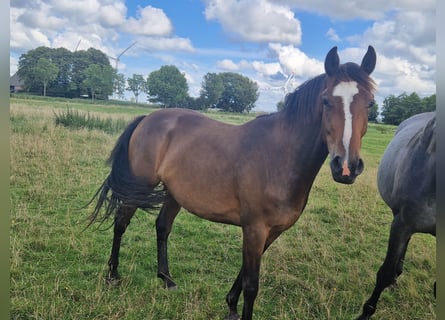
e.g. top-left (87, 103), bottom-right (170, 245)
top-left (10, 97), bottom-right (436, 319)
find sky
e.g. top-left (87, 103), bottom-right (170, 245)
top-left (10, 0), bottom-right (436, 112)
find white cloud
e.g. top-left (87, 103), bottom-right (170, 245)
top-left (326, 28), bottom-right (340, 42)
top-left (183, 71), bottom-right (201, 97)
top-left (10, 8), bottom-right (51, 50)
top-left (274, 0), bottom-right (434, 20)
top-left (123, 5), bottom-right (173, 36)
top-left (51, 32), bottom-right (111, 54)
top-left (217, 59), bottom-right (239, 71)
top-left (17, 5), bottom-right (64, 30)
top-left (216, 58), bottom-right (282, 78)
top-left (354, 10), bottom-right (435, 67)
top-left (372, 55), bottom-right (435, 97)
top-left (251, 61), bottom-right (282, 77)
top-left (137, 36), bottom-right (195, 52)
top-left (343, 7), bottom-right (436, 100)
top-left (268, 43), bottom-right (323, 78)
top-left (204, 0), bottom-right (302, 44)
top-left (10, 0), bottom-right (194, 63)
top-left (49, 0), bottom-right (99, 14)
top-left (10, 56), bottom-right (18, 76)
top-left (99, 2), bottom-right (127, 27)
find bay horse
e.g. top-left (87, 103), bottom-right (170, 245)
top-left (357, 111), bottom-right (436, 319)
top-left (89, 46), bottom-right (377, 320)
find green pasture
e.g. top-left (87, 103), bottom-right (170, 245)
top-left (10, 97), bottom-right (436, 319)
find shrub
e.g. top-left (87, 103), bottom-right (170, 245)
top-left (54, 108), bottom-right (127, 134)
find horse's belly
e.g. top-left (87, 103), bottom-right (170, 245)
top-left (163, 177), bottom-right (241, 225)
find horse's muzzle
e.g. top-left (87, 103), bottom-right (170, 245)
top-left (330, 156), bottom-right (364, 184)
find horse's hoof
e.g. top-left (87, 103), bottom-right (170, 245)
top-left (167, 284), bottom-right (178, 290)
top-left (158, 272), bottom-right (177, 289)
top-left (224, 313), bottom-right (240, 320)
top-left (105, 276), bottom-right (121, 286)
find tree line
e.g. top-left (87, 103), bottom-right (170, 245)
top-left (17, 46), bottom-right (114, 100)
top-left (16, 46), bottom-right (259, 112)
top-left (379, 92), bottom-right (435, 125)
top-left (16, 46), bottom-right (435, 120)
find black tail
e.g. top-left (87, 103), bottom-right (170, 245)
top-left (86, 115), bottom-right (166, 228)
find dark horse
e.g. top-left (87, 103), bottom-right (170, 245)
top-left (89, 46), bottom-right (376, 320)
top-left (357, 111), bottom-right (436, 319)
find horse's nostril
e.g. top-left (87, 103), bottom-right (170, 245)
top-left (357, 158), bottom-right (364, 175)
top-left (331, 156), bottom-right (343, 172)
top-left (350, 158), bottom-right (364, 175)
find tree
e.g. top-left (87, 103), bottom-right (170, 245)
top-left (126, 74), bottom-right (145, 103)
top-left (368, 101), bottom-right (379, 122)
top-left (380, 92), bottom-right (435, 125)
top-left (199, 72), bottom-right (259, 113)
top-left (17, 46), bottom-right (53, 93)
top-left (200, 73), bottom-right (224, 109)
top-left (181, 96), bottom-right (206, 110)
top-left (216, 72), bottom-right (259, 113)
top-left (113, 73), bottom-right (127, 100)
top-left (17, 46), bottom-right (113, 98)
top-left (381, 94), bottom-right (407, 125)
top-left (71, 48), bottom-right (112, 98)
top-left (146, 65), bottom-right (189, 108)
top-left (82, 64), bottom-right (115, 101)
top-left (46, 47), bottom-right (73, 96)
top-left (34, 58), bottom-right (58, 96)
top-left (421, 94), bottom-right (436, 113)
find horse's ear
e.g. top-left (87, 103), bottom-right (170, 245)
top-left (360, 45), bottom-right (376, 75)
top-left (324, 46), bottom-right (339, 76)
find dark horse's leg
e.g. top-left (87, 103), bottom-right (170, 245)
top-left (156, 195), bottom-right (181, 289)
top-left (225, 268), bottom-right (243, 320)
top-left (107, 206), bottom-right (137, 283)
top-left (225, 227), bottom-right (280, 320)
top-left (357, 212), bottom-right (412, 320)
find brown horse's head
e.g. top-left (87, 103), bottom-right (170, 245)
top-left (321, 46), bottom-right (377, 184)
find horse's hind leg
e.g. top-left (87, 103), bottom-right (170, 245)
top-left (225, 268), bottom-right (243, 320)
top-left (107, 206), bottom-right (137, 283)
top-left (156, 196), bottom-right (181, 289)
top-left (357, 213), bottom-right (412, 320)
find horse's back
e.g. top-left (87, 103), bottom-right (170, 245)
top-left (377, 112), bottom-right (436, 233)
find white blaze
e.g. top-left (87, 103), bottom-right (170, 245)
top-left (332, 81), bottom-right (358, 164)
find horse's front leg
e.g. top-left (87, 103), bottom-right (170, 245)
top-left (240, 224), bottom-right (269, 320)
top-left (357, 215), bottom-right (411, 320)
top-left (224, 226), bottom-right (281, 320)
top-left (156, 197), bottom-right (181, 289)
top-left (107, 206), bottom-right (136, 283)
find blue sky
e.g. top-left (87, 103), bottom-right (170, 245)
top-left (10, 0), bottom-right (435, 112)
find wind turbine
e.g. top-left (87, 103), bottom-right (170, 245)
top-left (108, 41), bottom-right (137, 73)
top-left (261, 72), bottom-right (297, 98)
top-left (74, 39), bottom-right (82, 52)
top-left (283, 72), bottom-right (295, 95)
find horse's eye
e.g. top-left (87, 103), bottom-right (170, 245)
top-left (322, 98), bottom-right (331, 107)
top-left (368, 100), bottom-right (375, 108)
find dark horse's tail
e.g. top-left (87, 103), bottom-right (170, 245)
top-left (86, 115), bottom-right (166, 228)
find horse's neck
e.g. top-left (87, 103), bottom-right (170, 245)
top-left (280, 111), bottom-right (327, 161)
top-left (292, 121), bottom-right (327, 183)
top-left (271, 112), bottom-right (329, 209)
top-left (268, 112), bottom-right (329, 183)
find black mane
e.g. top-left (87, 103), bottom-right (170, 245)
top-left (282, 73), bottom-right (326, 124)
top-left (281, 62), bottom-right (376, 124)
